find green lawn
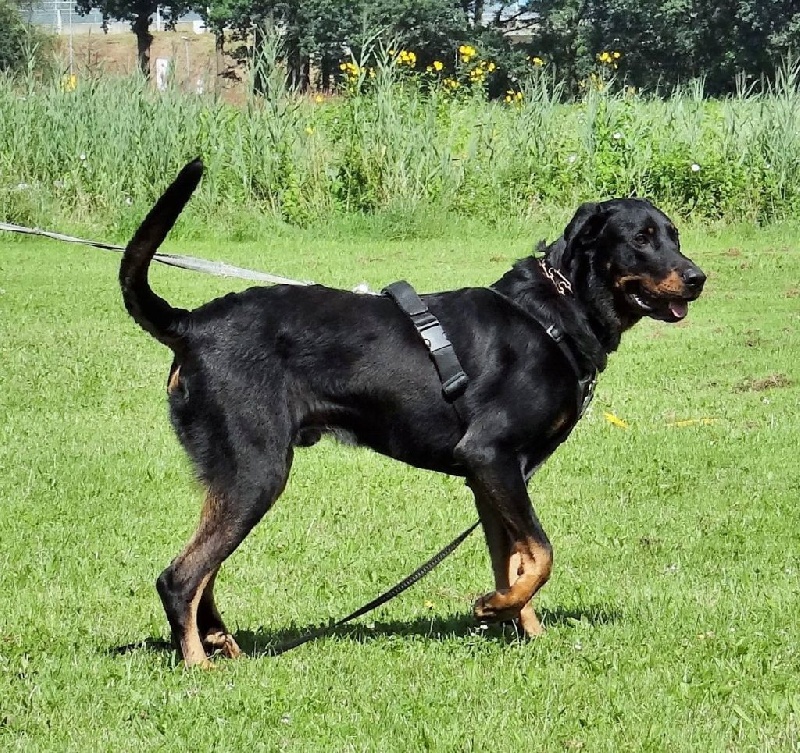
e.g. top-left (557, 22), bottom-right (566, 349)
top-left (0, 220), bottom-right (798, 751)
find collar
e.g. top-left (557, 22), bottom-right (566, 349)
top-left (538, 258), bottom-right (573, 296)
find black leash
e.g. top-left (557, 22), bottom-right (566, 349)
top-left (265, 520), bottom-right (479, 656)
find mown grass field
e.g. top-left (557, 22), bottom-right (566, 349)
top-left (0, 217), bottom-right (798, 751)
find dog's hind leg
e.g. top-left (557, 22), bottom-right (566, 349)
top-left (196, 568), bottom-right (242, 659)
top-left (157, 451), bottom-right (293, 668)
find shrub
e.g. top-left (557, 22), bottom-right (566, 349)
top-left (0, 0), bottom-right (53, 75)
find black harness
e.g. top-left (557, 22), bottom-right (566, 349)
top-left (382, 265), bottom-right (597, 425)
top-left (382, 280), bottom-right (470, 424)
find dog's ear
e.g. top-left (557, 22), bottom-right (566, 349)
top-left (561, 202), bottom-right (612, 269)
top-left (564, 202), bottom-right (604, 244)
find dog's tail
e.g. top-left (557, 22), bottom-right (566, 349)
top-left (119, 159), bottom-right (203, 351)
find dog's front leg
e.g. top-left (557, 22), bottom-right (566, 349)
top-left (459, 443), bottom-right (552, 637)
top-left (470, 483), bottom-right (544, 636)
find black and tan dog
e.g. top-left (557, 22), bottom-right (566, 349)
top-left (120, 160), bottom-right (705, 667)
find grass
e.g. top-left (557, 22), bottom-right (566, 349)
top-left (3, 57), bottom-right (800, 231)
top-left (0, 217), bottom-right (799, 751)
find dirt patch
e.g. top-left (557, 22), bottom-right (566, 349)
top-left (56, 29), bottom-right (248, 103)
top-left (734, 373), bottom-right (793, 392)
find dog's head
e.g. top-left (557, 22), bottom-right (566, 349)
top-left (561, 199), bottom-right (706, 324)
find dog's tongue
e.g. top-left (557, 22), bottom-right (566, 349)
top-left (669, 301), bottom-right (688, 320)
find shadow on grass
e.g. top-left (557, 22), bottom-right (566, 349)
top-left (110, 603), bottom-right (620, 658)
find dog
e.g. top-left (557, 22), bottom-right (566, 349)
top-left (120, 160), bottom-right (705, 667)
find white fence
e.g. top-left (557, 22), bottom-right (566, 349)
top-left (22, 1), bottom-right (204, 35)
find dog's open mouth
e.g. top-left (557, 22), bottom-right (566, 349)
top-left (625, 284), bottom-right (691, 323)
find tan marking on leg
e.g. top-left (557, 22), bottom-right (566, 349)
top-left (199, 570), bottom-right (242, 660)
top-left (167, 365), bottom-right (181, 394)
top-left (474, 538), bottom-right (552, 623)
top-left (182, 571), bottom-right (214, 668)
top-left (170, 490), bottom-right (228, 669)
top-left (507, 551), bottom-right (544, 636)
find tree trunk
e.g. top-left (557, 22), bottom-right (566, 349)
top-left (473, 0), bottom-right (484, 27)
top-left (132, 13), bottom-right (153, 78)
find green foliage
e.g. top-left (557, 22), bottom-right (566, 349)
top-left (74, 0), bottom-right (191, 75)
top-left (524, 0), bottom-right (800, 96)
top-left (0, 0), bottom-right (28, 72)
top-left (4, 58), bottom-right (800, 230)
top-left (0, 0), bottom-right (52, 74)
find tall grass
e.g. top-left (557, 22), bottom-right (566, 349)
top-left (2, 55), bottom-right (800, 235)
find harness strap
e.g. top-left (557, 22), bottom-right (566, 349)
top-left (383, 281), bottom-right (470, 411)
top-left (489, 287), bottom-right (597, 418)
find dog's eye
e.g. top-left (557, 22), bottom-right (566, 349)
top-left (633, 233), bottom-right (649, 247)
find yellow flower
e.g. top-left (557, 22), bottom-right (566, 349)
top-left (613, 51), bottom-right (621, 59)
top-left (443, 77), bottom-right (460, 90)
top-left (313, 94), bottom-right (323, 104)
top-left (487, 61), bottom-right (496, 72)
top-left (458, 44), bottom-right (476, 62)
top-left (531, 56), bottom-right (544, 67)
top-left (304, 126), bottom-right (314, 135)
top-left (433, 60), bottom-right (443, 71)
top-left (603, 411), bottom-right (629, 429)
top-left (61, 73), bottom-right (77, 91)
top-left (397, 50), bottom-right (417, 67)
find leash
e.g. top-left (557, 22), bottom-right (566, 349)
top-left (0, 221), bottom-right (320, 288)
top-left (264, 520), bottom-right (479, 656)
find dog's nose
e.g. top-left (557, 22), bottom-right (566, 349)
top-left (681, 266), bottom-right (706, 291)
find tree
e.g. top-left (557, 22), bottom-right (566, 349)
top-left (547, 0), bottom-right (800, 95)
top-left (204, 0), bottom-right (360, 89)
top-left (209, 0), bottom-right (472, 90)
top-left (363, 0), bottom-right (470, 69)
top-left (518, 0), bottom-right (593, 92)
top-left (0, 0), bottom-right (29, 72)
top-left (74, 0), bottom-right (191, 77)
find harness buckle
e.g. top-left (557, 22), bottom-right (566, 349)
top-left (545, 324), bottom-right (564, 343)
top-left (417, 320), bottom-right (451, 352)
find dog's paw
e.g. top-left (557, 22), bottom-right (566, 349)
top-left (516, 604), bottom-right (545, 638)
top-left (203, 631), bottom-right (243, 660)
top-left (473, 592), bottom-right (518, 623)
top-left (183, 655), bottom-right (216, 670)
